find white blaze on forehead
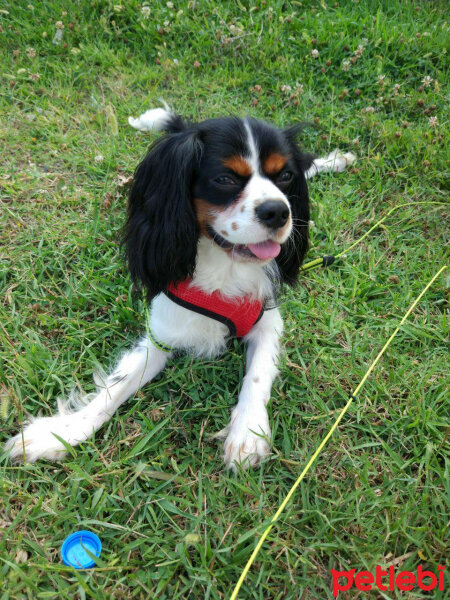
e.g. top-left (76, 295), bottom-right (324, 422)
top-left (244, 119), bottom-right (260, 174)
top-left (243, 119), bottom-right (290, 209)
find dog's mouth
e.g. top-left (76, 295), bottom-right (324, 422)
top-left (206, 225), bottom-right (281, 260)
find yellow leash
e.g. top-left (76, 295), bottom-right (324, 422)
top-left (299, 201), bottom-right (446, 273)
top-left (229, 264), bottom-right (447, 600)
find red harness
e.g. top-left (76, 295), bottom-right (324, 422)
top-left (165, 280), bottom-right (264, 338)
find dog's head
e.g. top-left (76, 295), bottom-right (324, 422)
top-left (124, 115), bottom-right (313, 299)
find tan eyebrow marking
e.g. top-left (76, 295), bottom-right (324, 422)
top-left (263, 153), bottom-right (289, 175)
top-left (223, 156), bottom-right (252, 177)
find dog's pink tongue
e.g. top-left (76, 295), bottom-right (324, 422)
top-left (248, 240), bottom-right (281, 260)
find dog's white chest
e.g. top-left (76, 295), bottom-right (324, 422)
top-left (150, 293), bottom-right (230, 357)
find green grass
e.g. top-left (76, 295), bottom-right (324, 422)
top-left (0, 1), bottom-right (448, 598)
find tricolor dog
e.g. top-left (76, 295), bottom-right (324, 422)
top-left (6, 108), bottom-right (354, 469)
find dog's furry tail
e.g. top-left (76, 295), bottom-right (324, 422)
top-left (128, 102), bottom-right (188, 133)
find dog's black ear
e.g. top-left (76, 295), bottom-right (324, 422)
top-left (123, 130), bottom-right (202, 299)
top-left (275, 126), bottom-right (312, 286)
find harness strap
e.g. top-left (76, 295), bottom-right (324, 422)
top-left (165, 280), bottom-right (264, 338)
top-left (164, 288), bottom-right (238, 337)
top-left (146, 281), bottom-right (265, 348)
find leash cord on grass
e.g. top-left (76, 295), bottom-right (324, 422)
top-left (299, 201), bottom-right (446, 273)
top-left (229, 264), bottom-right (447, 600)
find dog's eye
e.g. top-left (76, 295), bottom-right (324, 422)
top-left (277, 171), bottom-right (293, 184)
top-left (214, 175), bottom-right (238, 186)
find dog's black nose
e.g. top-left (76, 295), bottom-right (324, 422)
top-left (255, 201), bottom-right (290, 229)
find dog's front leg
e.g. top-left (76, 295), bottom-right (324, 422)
top-left (223, 308), bottom-right (283, 470)
top-left (5, 337), bottom-right (170, 462)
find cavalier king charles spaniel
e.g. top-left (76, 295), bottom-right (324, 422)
top-left (6, 107), bottom-right (354, 469)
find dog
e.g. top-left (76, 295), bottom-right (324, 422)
top-left (5, 108), bottom-right (354, 469)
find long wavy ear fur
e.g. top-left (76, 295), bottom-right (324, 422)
top-left (275, 125), bottom-right (313, 286)
top-left (124, 130), bottom-right (202, 299)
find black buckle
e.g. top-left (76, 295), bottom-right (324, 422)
top-left (322, 255), bottom-right (335, 267)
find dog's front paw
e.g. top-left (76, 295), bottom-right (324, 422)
top-left (4, 417), bottom-right (70, 463)
top-left (223, 412), bottom-right (271, 471)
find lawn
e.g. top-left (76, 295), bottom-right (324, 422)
top-left (0, 1), bottom-right (448, 598)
